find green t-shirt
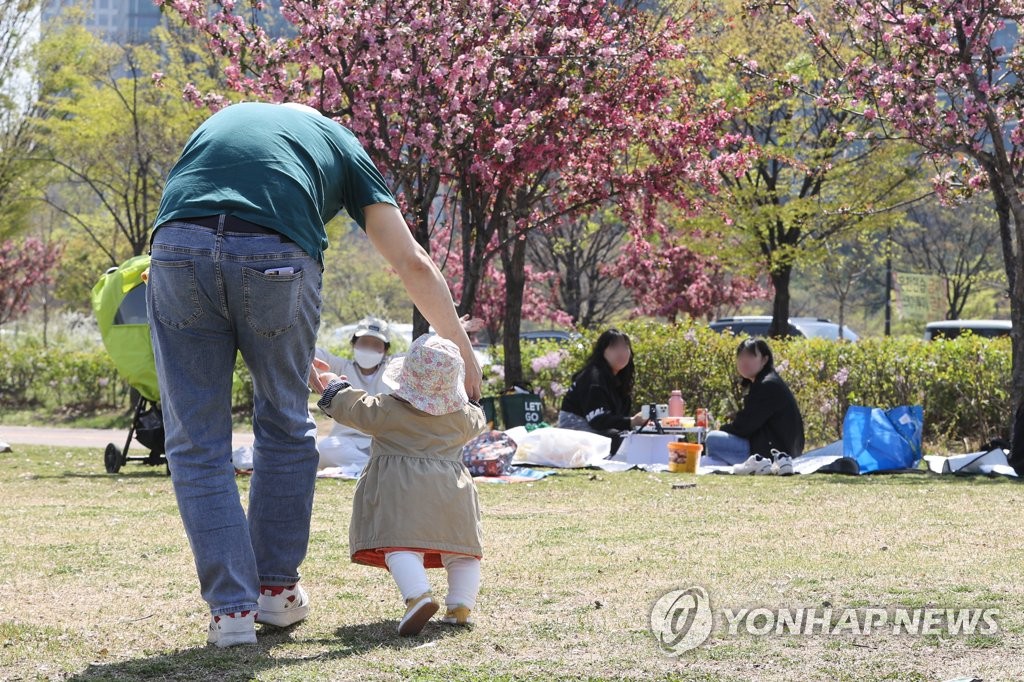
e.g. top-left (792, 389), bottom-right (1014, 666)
top-left (153, 102), bottom-right (398, 261)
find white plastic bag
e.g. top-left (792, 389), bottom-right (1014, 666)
top-left (232, 445), bottom-right (254, 470)
top-left (317, 434), bottom-right (370, 472)
top-left (511, 427), bottom-right (611, 468)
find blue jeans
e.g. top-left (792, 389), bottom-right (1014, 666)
top-left (704, 430), bottom-right (751, 466)
top-left (147, 220), bottom-right (322, 616)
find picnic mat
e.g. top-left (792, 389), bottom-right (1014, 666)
top-left (316, 466), bottom-right (360, 479)
top-left (314, 465), bottom-right (557, 483)
top-left (923, 448), bottom-right (1018, 477)
top-left (473, 467), bottom-right (557, 484)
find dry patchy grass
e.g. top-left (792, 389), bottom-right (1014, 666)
top-left (0, 445), bottom-right (1022, 681)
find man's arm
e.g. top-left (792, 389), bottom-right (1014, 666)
top-left (363, 203), bottom-right (483, 400)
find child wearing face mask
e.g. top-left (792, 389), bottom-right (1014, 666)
top-left (313, 317), bottom-right (395, 471)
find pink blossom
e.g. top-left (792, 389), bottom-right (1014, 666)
top-left (159, 0), bottom-right (755, 374)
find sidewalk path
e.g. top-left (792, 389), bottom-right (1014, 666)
top-left (0, 425), bottom-right (255, 450)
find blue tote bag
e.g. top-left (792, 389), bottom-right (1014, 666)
top-left (842, 405), bottom-right (924, 474)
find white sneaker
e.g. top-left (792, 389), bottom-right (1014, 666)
top-left (771, 451), bottom-right (794, 476)
top-left (207, 610), bottom-right (257, 648)
top-left (734, 454), bottom-right (773, 475)
top-left (257, 584), bottom-right (309, 627)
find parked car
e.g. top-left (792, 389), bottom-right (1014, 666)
top-left (709, 316), bottom-right (860, 341)
top-left (923, 319), bottom-right (1011, 341)
top-left (519, 329), bottom-right (580, 344)
top-left (475, 329), bottom-right (581, 366)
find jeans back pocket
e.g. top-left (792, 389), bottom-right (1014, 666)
top-left (150, 259), bottom-right (202, 329)
top-left (242, 267), bottom-right (304, 338)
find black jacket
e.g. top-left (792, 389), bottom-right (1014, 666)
top-left (721, 368), bottom-right (805, 457)
top-left (560, 364), bottom-right (632, 432)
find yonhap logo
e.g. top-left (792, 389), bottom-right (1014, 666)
top-left (649, 586), bottom-right (715, 655)
top-left (649, 586), bottom-right (1000, 657)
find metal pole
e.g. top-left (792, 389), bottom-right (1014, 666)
top-left (884, 225), bottom-right (892, 336)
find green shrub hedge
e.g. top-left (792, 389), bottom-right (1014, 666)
top-left (2, 320), bottom-right (1012, 450)
top-left (0, 338), bottom-right (129, 412)
top-left (0, 338), bottom-right (255, 419)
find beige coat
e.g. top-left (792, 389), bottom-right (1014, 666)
top-left (323, 387), bottom-right (487, 569)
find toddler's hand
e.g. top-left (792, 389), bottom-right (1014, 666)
top-left (460, 314), bottom-right (485, 334)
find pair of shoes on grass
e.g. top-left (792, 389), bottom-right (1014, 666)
top-left (206, 583), bottom-right (310, 648)
top-left (206, 583), bottom-right (473, 645)
top-left (398, 592), bottom-right (474, 636)
top-left (734, 450), bottom-right (794, 476)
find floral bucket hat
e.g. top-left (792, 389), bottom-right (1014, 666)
top-left (383, 334), bottom-right (468, 416)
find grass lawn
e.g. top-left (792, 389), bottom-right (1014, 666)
top-left (0, 409), bottom-right (133, 430)
top-left (1, 444), bottom-right (1023, 681)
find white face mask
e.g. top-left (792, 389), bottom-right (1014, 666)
top-left (353, 347), bottom-right (385, 370)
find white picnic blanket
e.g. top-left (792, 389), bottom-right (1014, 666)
top-left (924, 448), bottom-right (1017, 477)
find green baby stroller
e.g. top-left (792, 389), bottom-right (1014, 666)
top-left (91, 255), bottom-right (166, 474)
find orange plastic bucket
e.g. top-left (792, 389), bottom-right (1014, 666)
top-left (667, 442), bottom-right (703, 473)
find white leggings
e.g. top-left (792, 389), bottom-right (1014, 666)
top-left (384, 551), bottom-right (481, 609)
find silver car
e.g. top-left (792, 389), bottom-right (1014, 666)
top-left (709, 316), bottom-right (860, 341)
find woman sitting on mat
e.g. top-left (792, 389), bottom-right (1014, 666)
top-left (705, 337), bottom-right (805, 475)
top-left (557, 328), bottom-right (648, 454)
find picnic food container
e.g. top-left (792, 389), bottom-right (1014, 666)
top-left (667, 441), bottom-right (703, 473)
top-left (668, 390), bottom-right (685, 417)
top-left (695, 408), bottom-right (708, 428)
top-left (660, 416), bottom-right (696, 428)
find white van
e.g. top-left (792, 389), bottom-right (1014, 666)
top-left (923, 319), bottom-right (1012, 341)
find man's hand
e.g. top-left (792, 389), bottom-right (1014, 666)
top-left (308, 357), bottom-right (345, 394)
top-left (463, 355), bottom-right (483, 402)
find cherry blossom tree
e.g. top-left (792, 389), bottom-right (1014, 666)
top-left (614, 235), bottom-right (767, 322)
top-left (426, 223), bottom-right (572, 343)
top-left (0, 237), bottom-right (62, 326)
top-left (158, 0), bottom-right (752, 385)
top-left (766, 0), bottom-right (1024, 465)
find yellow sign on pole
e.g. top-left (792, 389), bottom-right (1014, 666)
top-left (894, 272), bottom-right (947, 321)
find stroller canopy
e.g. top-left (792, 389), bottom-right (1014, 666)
top-left (91, 254), bottom-right (160, 402)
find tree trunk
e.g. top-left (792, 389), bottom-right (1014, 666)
top-left (501, 233), bottom-right (528, 389)
top-left (837, 292), bottom-right (846, 341)
top-left (1007, 212), bottom-right (1024, 472)
top-left (565, 246), bottom-right (582, 325)
top-left (947, 280), bottom-right (969, 320)
top-left (411, 198), bottom-right (433, 340)
top-left (990, 179), bottom-right (1024, 471)
top-left (457, 181), bottom-right (505, 322)
top-left (768, 266), bottom-right (792, 338)
top-left (1008, 267), bottom-right (1024, 473)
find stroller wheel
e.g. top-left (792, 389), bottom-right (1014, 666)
top-left (104, 443), bottom-right (123, 474)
